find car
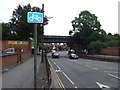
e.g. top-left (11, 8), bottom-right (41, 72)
top-left (68, 49), bottom-right (75, 55)
top-left (3, 48), bottom-right (15, 54)
top-left (52, 52), bottom-right (59, 58)
top-left (69, 53), bottom-right (78, 59)
top-left (51, 49), bottom-right (56, 53)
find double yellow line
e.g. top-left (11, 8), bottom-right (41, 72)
top-left (47, 57), bottom-right (65, 90)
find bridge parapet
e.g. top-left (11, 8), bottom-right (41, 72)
top-left (39, 35), bottom-right (80, 43)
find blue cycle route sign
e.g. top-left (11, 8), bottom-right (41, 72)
top-left (27, 12), bottom-right (43, 23)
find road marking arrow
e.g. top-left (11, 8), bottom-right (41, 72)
top-left (96, 82), bottom-right (110, 88)
top-left (55, 70), bottom-right (62, 72)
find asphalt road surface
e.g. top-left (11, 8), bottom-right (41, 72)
top-left (48, 51), bottom-right (120, 89)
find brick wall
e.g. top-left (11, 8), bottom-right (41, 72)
top-left (2, 51), bottom-right (32, 69)
top-left (1, 40), bottom-right (32, 69)
top-left (21, 51), bottom-right (32, 60)
top-left (2, 53), bottom-right (18, 68)
top-left (101, 48), bottom-right (120, 56)
top-left (1, 40), bottom-right (31, 51)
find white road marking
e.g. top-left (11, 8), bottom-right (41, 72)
top-left (55, 70), bottom-right (62, 72)
top-left (91, 67), bottom-right (98, 70)
top-left (48, 57), bottom-right (65, 88)
top-left (76, 62), bottom-right (82, 65)
top-left (50, 57), bottom-right (78, 88)
top-left (94, 64), bottom-right (113, 69)
top-left (108, 73), bottom-right (120, 79)
top-left (53, 61), bottom-right (56, 65)
top-left (62, 72), bottom-right (75, 85)
top-left (69, 60), bottom-right (77, 61)
top-left (104, 71), bottom-right (119, 74)
top-left (84, 64), bottom-right (98, 70)
top-left (96, 82), bottom-right (110, 88)
top-left (56, 65), bottom-right (61, 70)
top-left (85, 65), bottom-right (91, 68)
top-left (51, 59), bottom-right (53, 62)
top-left (75, 86), bottom-right (78, 88)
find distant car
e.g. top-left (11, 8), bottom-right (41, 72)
top-left (69, 53), bottom-right (78, 59)
top-left (51, 49), bottom-right (56, 55)
top-left (68, 49), bottom-right (75, 55)
top-left (51, 49), bottom-right (56, 53)
top-left (52, 52), bottom-right (59, 58)
top-left (3, 48), bottom-right (15, 54)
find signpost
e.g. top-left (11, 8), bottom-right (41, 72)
top-left (27, 12), bottom-right (43, 89)
top-left (27, 12), bottom-right (43, 23)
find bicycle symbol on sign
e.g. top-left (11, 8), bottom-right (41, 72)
top-left (29, 14), bottom-right (42, 22)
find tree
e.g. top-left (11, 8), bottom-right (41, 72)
top-left (105, 33), bottom-right (120, 47)
top-left (88, 41), bottom-right (106, 54)
top-left (2, 23), bottom-right (17, 40)
top-left (69, 10), bottom-right (106, 49)
top-left (9, 4), bottom-right (49, 40)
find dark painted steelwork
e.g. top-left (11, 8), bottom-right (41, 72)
top-left (39, 35), bottom-right (80, 43)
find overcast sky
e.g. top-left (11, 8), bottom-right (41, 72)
top-left (0, 0), bottom-right (119, 36)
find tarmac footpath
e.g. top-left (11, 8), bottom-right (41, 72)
top-left (2, 53), bottom-right (65, 89)
top-left (2, 55), bottom-right (41, 88)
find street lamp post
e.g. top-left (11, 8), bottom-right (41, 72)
top-left (41, 4), bottom-right (53, 62)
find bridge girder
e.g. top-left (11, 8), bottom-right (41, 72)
top-left (39, 35), bottom-right (80, 43)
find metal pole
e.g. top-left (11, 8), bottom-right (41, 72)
top-left (41, 4), bottom-right (44, 62)
top-left (34, 23), bottom-right (37, 89)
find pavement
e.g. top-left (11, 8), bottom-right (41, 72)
top-left (2, 54), bottom-right (61, 89)
top-left (2, 55), bottom-right (42, 88)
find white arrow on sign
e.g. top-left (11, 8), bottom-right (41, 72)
top-left (96, 82), bottom-right (110, 88)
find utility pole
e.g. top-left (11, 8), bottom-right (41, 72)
top-left (41, 4), bottom-right (44, 62)
top-left (27, 8), bottom-right (43, 90)
top-left (34, 23), bottom-right (37, 89)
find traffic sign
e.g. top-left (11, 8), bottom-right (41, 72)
top-left (27, 12), bottom-right (43, 23)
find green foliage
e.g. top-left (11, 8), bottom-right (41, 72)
top-left (105, 33), bottom-right (120, 47)
top-left (2, 23), bottom-right (17, 40)
top-left (39, 43), bottom-right (49, 51)
top-left (88, 41), bottom-right (106, 54)
top-left (3, 4), bottom-right (49, 41)
top-left (70, 10), bottom-right (106, 49)
top-left (68, 10), bottom-right (120, 54)
top-left (58, 45), bottom-right (64, 51)
top-left (43, 45), bottom-right (50, 51)
top-left (67, 43), bottom-right (76, 50)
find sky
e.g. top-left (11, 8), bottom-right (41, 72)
top-left (0, 0), bottom-right (119, 36)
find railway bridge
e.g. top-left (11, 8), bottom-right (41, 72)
top-left (40, 35), bottom-right (80, 43)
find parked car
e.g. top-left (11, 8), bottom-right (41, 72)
top-left (3, 48), bottom-right (15, 54)
top-left (52, 52), bottom-right (59, 58)
top-left (69, 53), bottom-right (78, 59)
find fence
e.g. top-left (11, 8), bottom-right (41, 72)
top-left (44, 52), bottom-right (52, 88)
